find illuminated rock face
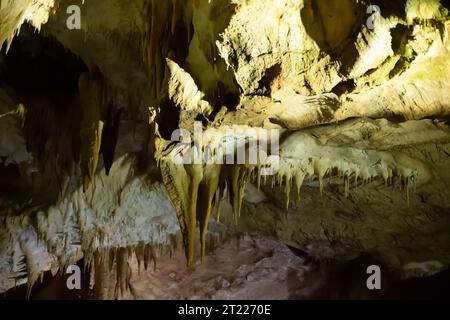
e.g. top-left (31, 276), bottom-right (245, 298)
top-left (0, 0), bottom-right (55, 51)
top-left (0, 0), bottom-right (450, 297)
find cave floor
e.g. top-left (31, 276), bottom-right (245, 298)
top-left (2, 233), bottom-right (449, 300)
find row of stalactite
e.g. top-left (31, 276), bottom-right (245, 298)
top-left (157, 136), bottom-right (421, 268)
top-left (91, 240), bottom-right (177, 299)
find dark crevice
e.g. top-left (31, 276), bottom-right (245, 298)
top-left (1, 23), bottom-right (88, 204)
top-left (331, 79), bottom-right (356, 96)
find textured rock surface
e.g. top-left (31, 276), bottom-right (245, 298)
top-left (232, 118), bottom-right (450, 278)
top-left (0, 0), bottom-right (55, 51)
top-left (0, 0), bottom-right (450, 297)
top-left (0, 152), bottom-right (180, 294)
top-left (120, 234), bottom-right (323, 300)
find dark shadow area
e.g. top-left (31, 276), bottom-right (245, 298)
top-left (184, 1), bottom-right (240, 112)
top-left (256, 63), bottom-right (282, 97)
top-left (3, 251), bottom-right (450, 300)
top-left (0, 23), bottom-right (88, 204)
top-left (0, 260), bottom-right (92, 300)
top-left (331, 79), bottom-right (356, 97)
top-left (2, 23), bottom-right (87, 100)
top-left (368, 0), bottom-right (408, 20)
top-left (0, 163), bottom-right (30, 197)
top-left (300, 0), bottom-right (365, 75)
top-left (288, 249), bottom-right (450, 300)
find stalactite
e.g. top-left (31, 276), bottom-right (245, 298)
top-left (159, 136), bottom-right (258, 266)
top-left (114, 248), bottom-right (130, 298)
top-left (171, 0), bottom-right (178, 35)
top-left (135, 242), bottom-right (145, 273)
top-left (156, 123), bottom-right (430, 267)
top-left (159, 159), bottom-right (190, 264)
top-left (1, 153), bottom-right (178, 295)
top-left (100, 106), bottom-right (122, 176)
top-left (160, 149), bottom-right (227, 266)
top-left (285, 173), bottom-right (291, 210)
top-left (144, 244), bottom-right (157, 271)
top-left (184, 164), bottom-right (203, 266)
top-left (79, 67), bottom-right (105, 192)
top-left (225, 165), bottom-right (252, 223)
top-left (141, 0), bottom-right (190, 105)
top-left (0, 0), bottom-right (55, 52)
top-left (93, 249), bottom-right (110, 300)
top-left (197, 164), bottom-right (221, 260)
